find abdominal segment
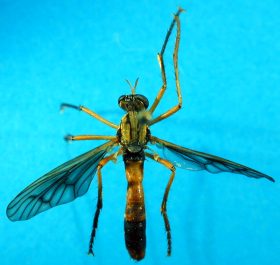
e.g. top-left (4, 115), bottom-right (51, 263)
top-left (124, 218), bottom-right (146, 261)
top-left (124, 160), bottom-right (146, 261)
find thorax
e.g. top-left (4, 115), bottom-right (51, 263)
top-left (118, 111), bottom-right (150, 154)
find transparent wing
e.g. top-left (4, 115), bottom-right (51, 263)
top-left (150, 136), bottom-right (274, 182)
top-left (7, 140), bottom-right (116, 221)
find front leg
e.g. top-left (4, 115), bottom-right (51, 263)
top-left (149, 9), bottom-right (183, 126)
top-left (61, 103), bottom-right (119, 129)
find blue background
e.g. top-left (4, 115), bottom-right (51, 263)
top-left (1, 0), bottom-right (279, 264)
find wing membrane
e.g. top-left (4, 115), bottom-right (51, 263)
top-left (150, 136), bottom-right (274, 182)
top-left (7, 140), bottom-right (116, 221)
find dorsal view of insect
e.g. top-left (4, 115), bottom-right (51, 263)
top-left (7, 8), bottom-right (274, 261)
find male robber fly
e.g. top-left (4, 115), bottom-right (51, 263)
top-left (7, 8), bottom-right (274, 261)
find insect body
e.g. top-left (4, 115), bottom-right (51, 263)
top-left (7, 8), bottom-right (274, 261)
top-left (118, 93), bottom-right (150, 260)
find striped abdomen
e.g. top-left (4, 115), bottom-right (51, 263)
top-left (124, 160), bottom-right (146, 261)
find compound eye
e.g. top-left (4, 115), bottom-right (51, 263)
top-left (135, 95), bottom-right (149, 109)
top-left (118, 95), bottom-right (126, 105)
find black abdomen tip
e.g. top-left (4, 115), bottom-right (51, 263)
top-left (124, 220), bottom-right (146, 261)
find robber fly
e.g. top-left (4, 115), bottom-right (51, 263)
top-left (7, 8), bottom-right (274, 261)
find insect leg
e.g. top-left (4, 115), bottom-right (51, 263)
top-left (88, 149), bottom-right (122, 255)
top-left (64, 134), bottom-right (117, 141)
top-left (145, 152), bottom-right (176, 256)
top-left (148, 48), bottom-right (167, 115)
top-left (149, 8), bottom-right (184, 126)
top-left (61, 103), bottom-right (119, 129)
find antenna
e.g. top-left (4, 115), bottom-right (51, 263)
top-left (126, 78), bottom-right (139, 94)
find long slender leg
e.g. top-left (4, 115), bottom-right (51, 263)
top-left (64, 134), bottom-right (117, 141)
top-left (88, 149), bottom-right (122, 255)
top-left (145, 152), bottom-right (176, 256)
top-left (149, 8), bottom-right (182, 114)
top-left (149, 52), bottom-right (167, 114)
top-left (149, 8), bottom-right (184, 125)
top-left (61, 103), bottom-right (119, 129)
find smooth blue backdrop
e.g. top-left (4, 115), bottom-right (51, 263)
top-left (1, 0), bottom-right (279, 265)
